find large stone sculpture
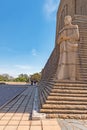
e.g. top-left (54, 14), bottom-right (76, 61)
top-left (56, 15), bottom-right (79, 80)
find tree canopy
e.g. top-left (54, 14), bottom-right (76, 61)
top-left (30, 73), bottom-right (41, 82)
top-left (0, 74), bottom-right (14, 81)
top-left (14, 74), bottom-right (29, 82)
top-left (0, 72), bottom-right (41, 83)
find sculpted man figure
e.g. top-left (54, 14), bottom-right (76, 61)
top-left (56, 15), bottom-right (79, 80)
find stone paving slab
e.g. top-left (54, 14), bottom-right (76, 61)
top-left (0, 86), bottom-right (87, 130)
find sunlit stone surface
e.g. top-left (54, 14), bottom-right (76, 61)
top-left (56, 15), bottom-right (79, 81)
top-left (38, 0), bottom-right (87, 119)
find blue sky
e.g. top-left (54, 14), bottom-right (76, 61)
top-left (0, 0), bottom-right (60, 77)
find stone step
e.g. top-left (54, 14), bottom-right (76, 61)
top-left (79, 25), bottom-right (87, 27)
top-left (47, 96), bottom-right (87, 101)
top-left (80, 32), bottom-right (87, 34)
top-left (79, 70), bottom-right (87, 72)
top-left (80, 75), bottom-right (87, 77)
top-left (79, 26), bottom-right (87, 28)
top-left (49, 84), bottom-right (86, 89)
top-left (49, 80), bottom-right (87, 84)
top-left (52, 86), bottom-right (87, 90)
top-left (80, 59), bottom-right (87, 64)
top-left (79, 44), bottom-right (87, 47)
top-left (78, 50), bottom-right (87, 52)
top-left (46, 113), bottom-right (87, 119)
top-left (79, 49), bottom-right (87, 51)
top-left (76, 17), bottom-right (87, 20)
top-left (79, 40), bottom-right (87, 42)
top-left (78, 61), bottom-right (87, 64)
top-left (79, 78), bottom-right (87, 81)
top-left (77, 57), bottom-right (87, 61)
top-left (79, 65), bottom-right (87, 67)
top-left (48, 83), bottom-right (87, 87)
top-left (79, 47), bottom-right (87, 50)
top-left (79, 74), bottom-right (87, 76)
top-left (79, 42), bottom-right (87, 44)
top-left (78, 70), bottom-right (87, 72)
top-left (80, 47), bottom-right (87, 48)
top-left (80, 49), bottom-right (87, 51)
top-left (79, 48), bottom-right (87, 50)
top-left (77, 57), bottom-right (87, 59)
top-left (80, 52), bottom-right (87, 54)
top-left (79, 55), bottom-right (87, 57)
top-left (80, 50), bottom-right (87, 51)
top-left (79, 62), bottom-right (87, 64)
top-left (80, 42), bottom-right (87, 44)
top-left (40, 109), bottom-right (87, 114)
top-left (45, 100), bottom-right (87, 105)
top-left (42, 104), bottom-right (87, 110)
top-left (80, 74), bottom-right (87, 77)
top-left (78, 57), bottom-right (87, 59)
top-left (79, 55), bottom-right (87, 61)
top-left (80, 76), bottom-right (87, 79)
top-left (49, 93), bottom-right (87, 97)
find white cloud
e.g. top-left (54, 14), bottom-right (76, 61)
top-left (0, 65), bottom-right (42, 77)
top-left (0, 64), bottom-right (32, 77)
top-left (43, 0), bottom-right (59, 20)
top-left (15, 65), bottom-right (32, 70)
top-left (32, 49), bottom-right (37, 56)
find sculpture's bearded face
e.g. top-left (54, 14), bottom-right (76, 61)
top-left (64, 16), bottom-right (72, 25)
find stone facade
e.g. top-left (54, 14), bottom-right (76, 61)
top-left (56, 16), bottom-right (79, 81)
top-left (41, 0), bottom-right (87, 82)
top-left (56, 0), bottom-right (87, 41)
top-left (38, 0), bottom-right (87, 119)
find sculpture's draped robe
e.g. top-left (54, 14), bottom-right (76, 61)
top-left (56, 25), bottom-right (79, 80)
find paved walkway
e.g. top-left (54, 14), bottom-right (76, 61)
top-left (0, 84), bottom-right (26, 108)
top-left (0, 86), bottom-right (87, 130)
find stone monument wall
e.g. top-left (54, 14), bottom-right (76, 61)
top-left (38, 0), bottom-right (87, 119)
top-left (55, 0), bottom-right (87, 80)
top-left (73, 15), bottom-right (87, 80)
top-left (41, 44), bottom-right (59, 81)
top-left (56, 0), bottom-right (87, 44)
top-left (40, 0), bottom-right (87, 82)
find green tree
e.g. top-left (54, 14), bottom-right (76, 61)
top-left (0, 74), bottom-right (10, 81)
top-left (0, 75), bottom-right (4, 81)
top-left (30, 73), bottom-right (41, 82)
top-left (14, 74), bottom-right (29, 82)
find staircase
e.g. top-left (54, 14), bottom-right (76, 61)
top-left (73, 15), bottom-right (87, 80)
top-left (39, 80), bottom-right (87, 119)
top-left (38, 15), bottom-right (87, 120)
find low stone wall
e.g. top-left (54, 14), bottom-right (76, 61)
top-left (4, 82), bottom-right (29, 85)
